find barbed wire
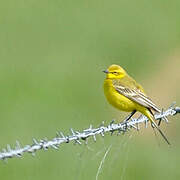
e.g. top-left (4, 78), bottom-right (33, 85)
top-left (0, 104), bottom-right (179, 162)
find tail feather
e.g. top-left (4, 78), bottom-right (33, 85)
top-left (152, 122), bottom-right (170, 145)
top-left (145, 110), bottom-right (170, 145)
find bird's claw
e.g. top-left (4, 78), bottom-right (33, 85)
top-left (123, 120), bottom-right (128, 132)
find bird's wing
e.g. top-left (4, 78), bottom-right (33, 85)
top-left (114, 84), bottom-right (161, 113)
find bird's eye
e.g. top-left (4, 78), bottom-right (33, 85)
top-left (112, 72), bottom-right (119, 75)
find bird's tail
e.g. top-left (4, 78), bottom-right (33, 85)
top-left (145, 110), bottom-right (170, 145)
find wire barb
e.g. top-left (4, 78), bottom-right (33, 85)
top-left (0, 105), bottom-right (179, 161)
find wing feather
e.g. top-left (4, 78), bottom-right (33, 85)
top-left (115, 84), bottom-right (160, 113)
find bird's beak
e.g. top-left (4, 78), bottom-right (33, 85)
top-left (102, 69), bottom-right (109, 74)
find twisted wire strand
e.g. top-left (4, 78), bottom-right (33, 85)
top-left (0, 105), bottom-right (179, 161)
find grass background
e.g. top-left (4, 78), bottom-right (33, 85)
top-left (0, 0), bottom-right (180, 179)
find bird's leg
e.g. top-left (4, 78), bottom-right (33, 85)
top-left (158, 109), bottom-right (164, 126)
top-left (123, 110), bottom-right (137, 122)
top-left (158, 109), bottom-right (169, 126)
top-left (158, 117), bottom-right (169, 126)
top-left (158, 119), bottom-right (162, 126)
top-left (123, 110), bottom-right (136, 131)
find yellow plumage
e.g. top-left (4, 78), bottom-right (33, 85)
top-left (103, 64), bottom-right (170, 145)
top-left (104, 79), bottom-right (140, 112)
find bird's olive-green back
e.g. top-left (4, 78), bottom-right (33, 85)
top-left (112, 75), bottom-right (145, 93)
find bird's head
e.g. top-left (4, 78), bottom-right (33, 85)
top-left (103, 64), bottom-right (127, 79)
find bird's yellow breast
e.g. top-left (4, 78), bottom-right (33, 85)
top-left (104, 79), bottom-right (137, 112)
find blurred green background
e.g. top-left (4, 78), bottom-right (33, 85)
top-left (0, 0), bottom-right (180, 179)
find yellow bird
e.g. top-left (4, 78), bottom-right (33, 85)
top-left (103, 64), bottom-right (170, 145)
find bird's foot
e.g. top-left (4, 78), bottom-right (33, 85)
top-left (123, 121), bottom-right (128, 132)
top-left (158, 118), bottom-right (162, 126)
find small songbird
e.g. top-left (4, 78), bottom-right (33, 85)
top-left (103, 64), bottom-right (170, 145)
